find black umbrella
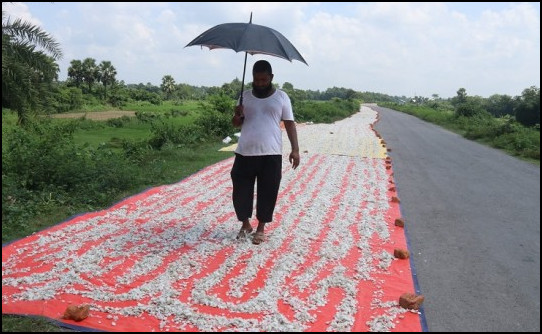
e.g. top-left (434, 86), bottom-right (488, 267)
top-left (185, 13), bottom-right (308, 105)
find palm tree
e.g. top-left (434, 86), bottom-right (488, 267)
top-left (2, 10), bottom-right (62, 124)
top-left (67, 59), bottom-right (84, 88)
top-left (81, 57), bottom-right (98, 93)
top-left (98, 60), bottom-right (117, 100)
top-left (161, 75), bottom-right (176, 100)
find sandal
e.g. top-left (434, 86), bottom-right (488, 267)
top-left (236, 226), bottom-right (253, 239)
top-left (252, 231), bottom-right (265, 245)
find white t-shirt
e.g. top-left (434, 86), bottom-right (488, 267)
top-left (235, 89), bottom-right (294, 156)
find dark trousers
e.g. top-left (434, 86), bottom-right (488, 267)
top-left (230, 154), bottom-right (282, 223)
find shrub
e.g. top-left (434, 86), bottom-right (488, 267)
top-left (106, 115), bottom-right (132, 128)
top-left (2, 120), bottom-right (136, 200)
top-left (295, 99), bottom-right (358, 123)
top-left (194, 110), bottom-right (235, 138)
top-left (455, 101), bottom-right (486, 118)
top-left (135, 111), bottom-right (161, 123)
top-left (148, 121), bottom-right (205, 149)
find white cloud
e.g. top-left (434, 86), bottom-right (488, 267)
top-left (3, 2), bottom-right (540, 98)
top-left (2, 2), bottom-right (40, 25)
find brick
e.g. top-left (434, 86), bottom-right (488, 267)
top-left (394, 248), bottom-right (410, 259)
top-left (63, 304), bottom-right (90, 322)
top-left (399, 293), bottom-right (425, 310)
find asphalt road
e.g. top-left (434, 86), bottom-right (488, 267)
top-left (370, 104), bottom-right (540, 332)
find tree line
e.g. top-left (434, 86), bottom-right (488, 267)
top-left (2, 10), bottom-right (540, 129)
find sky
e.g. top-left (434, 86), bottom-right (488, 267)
top-left (3, 2), bottom-right (540, 98)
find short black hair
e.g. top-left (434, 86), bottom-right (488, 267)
top-left (253, 60), bottom-right (272, 75)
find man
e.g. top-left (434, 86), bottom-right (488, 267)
top-left (231, 60), bottom-right (300, 245)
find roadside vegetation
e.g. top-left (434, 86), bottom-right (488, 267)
top-left (379, 86), bottom-right (540, 163)
top-left (2, 9), bottom-right (539, 332)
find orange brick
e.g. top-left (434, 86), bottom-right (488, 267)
top-left (394, 248), bottom-right (410, 259)
top-left (399, 293), bottom-right (425, 310)
top-left (63, 304), bottom-right (90, 322)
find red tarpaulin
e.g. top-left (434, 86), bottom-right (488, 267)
top-left (3, 109), bottom-right (424, 332)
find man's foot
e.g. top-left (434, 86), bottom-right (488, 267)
top-left (236, 226), bottom-right (253, 239)
top-left (252, 231), bottom-right (265, 245)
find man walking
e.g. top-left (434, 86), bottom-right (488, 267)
top-left (231, 60), bottom-right (300, 244)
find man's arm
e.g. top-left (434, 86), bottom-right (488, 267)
top-left (283, 120), bottom-right (300, 169)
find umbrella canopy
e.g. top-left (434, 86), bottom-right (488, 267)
top-left (185, 13), bottom-right (307, 104)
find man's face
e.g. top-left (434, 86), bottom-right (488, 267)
top-left (252, 72), bottom-right (273, 97)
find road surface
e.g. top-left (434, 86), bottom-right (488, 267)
top-left (371, 104), bottom-right (540, 332)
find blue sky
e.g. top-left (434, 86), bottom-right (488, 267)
top-left (4, 2), bottom-right (540, 98)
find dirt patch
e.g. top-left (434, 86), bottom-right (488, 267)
top-left (50, 110), bottom-right (136, 121)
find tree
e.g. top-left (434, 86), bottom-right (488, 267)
top-left (161, 75), bottom-right (176, 100)
top-left (345, 88), bottom-right (357, 100)
top-left (411, 96), bottom-right (428, 105)
top-left (98, 60), bottom-right (117, 99)
top-left (219, 78), bottom-right (242, 100)
top-left (177, 83), bottom-right (196, 100)
top-left (515, 86), bottom-right (540, 127)
top-left (455, 97), bottom-right (486, 118)
top-left (81, 57), bottom-right (98, 93)
top-left (451, 87), bottom-right (467, 106)
top-left (2, 10), bottom-right (62, 124)
top-left (67, 59), bottom-right (84, 88)
top-left (457, 88), bottom-right (467, 101)
top-left (485, 94), bottom-right (515, 117)
top-left (282, 82), bottom-right (294, 91)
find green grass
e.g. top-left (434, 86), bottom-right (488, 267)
top-left (73, 123), bottom-right (151, 148)
top-left (122, 100), bottom-right (202, 115)
top-left (2, 315), bottom-right (68, 332)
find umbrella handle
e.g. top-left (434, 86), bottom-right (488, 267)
top-left (239, 51), bottom-right (248, 106)
top-left (239, 13), bottom-right (252, 106)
